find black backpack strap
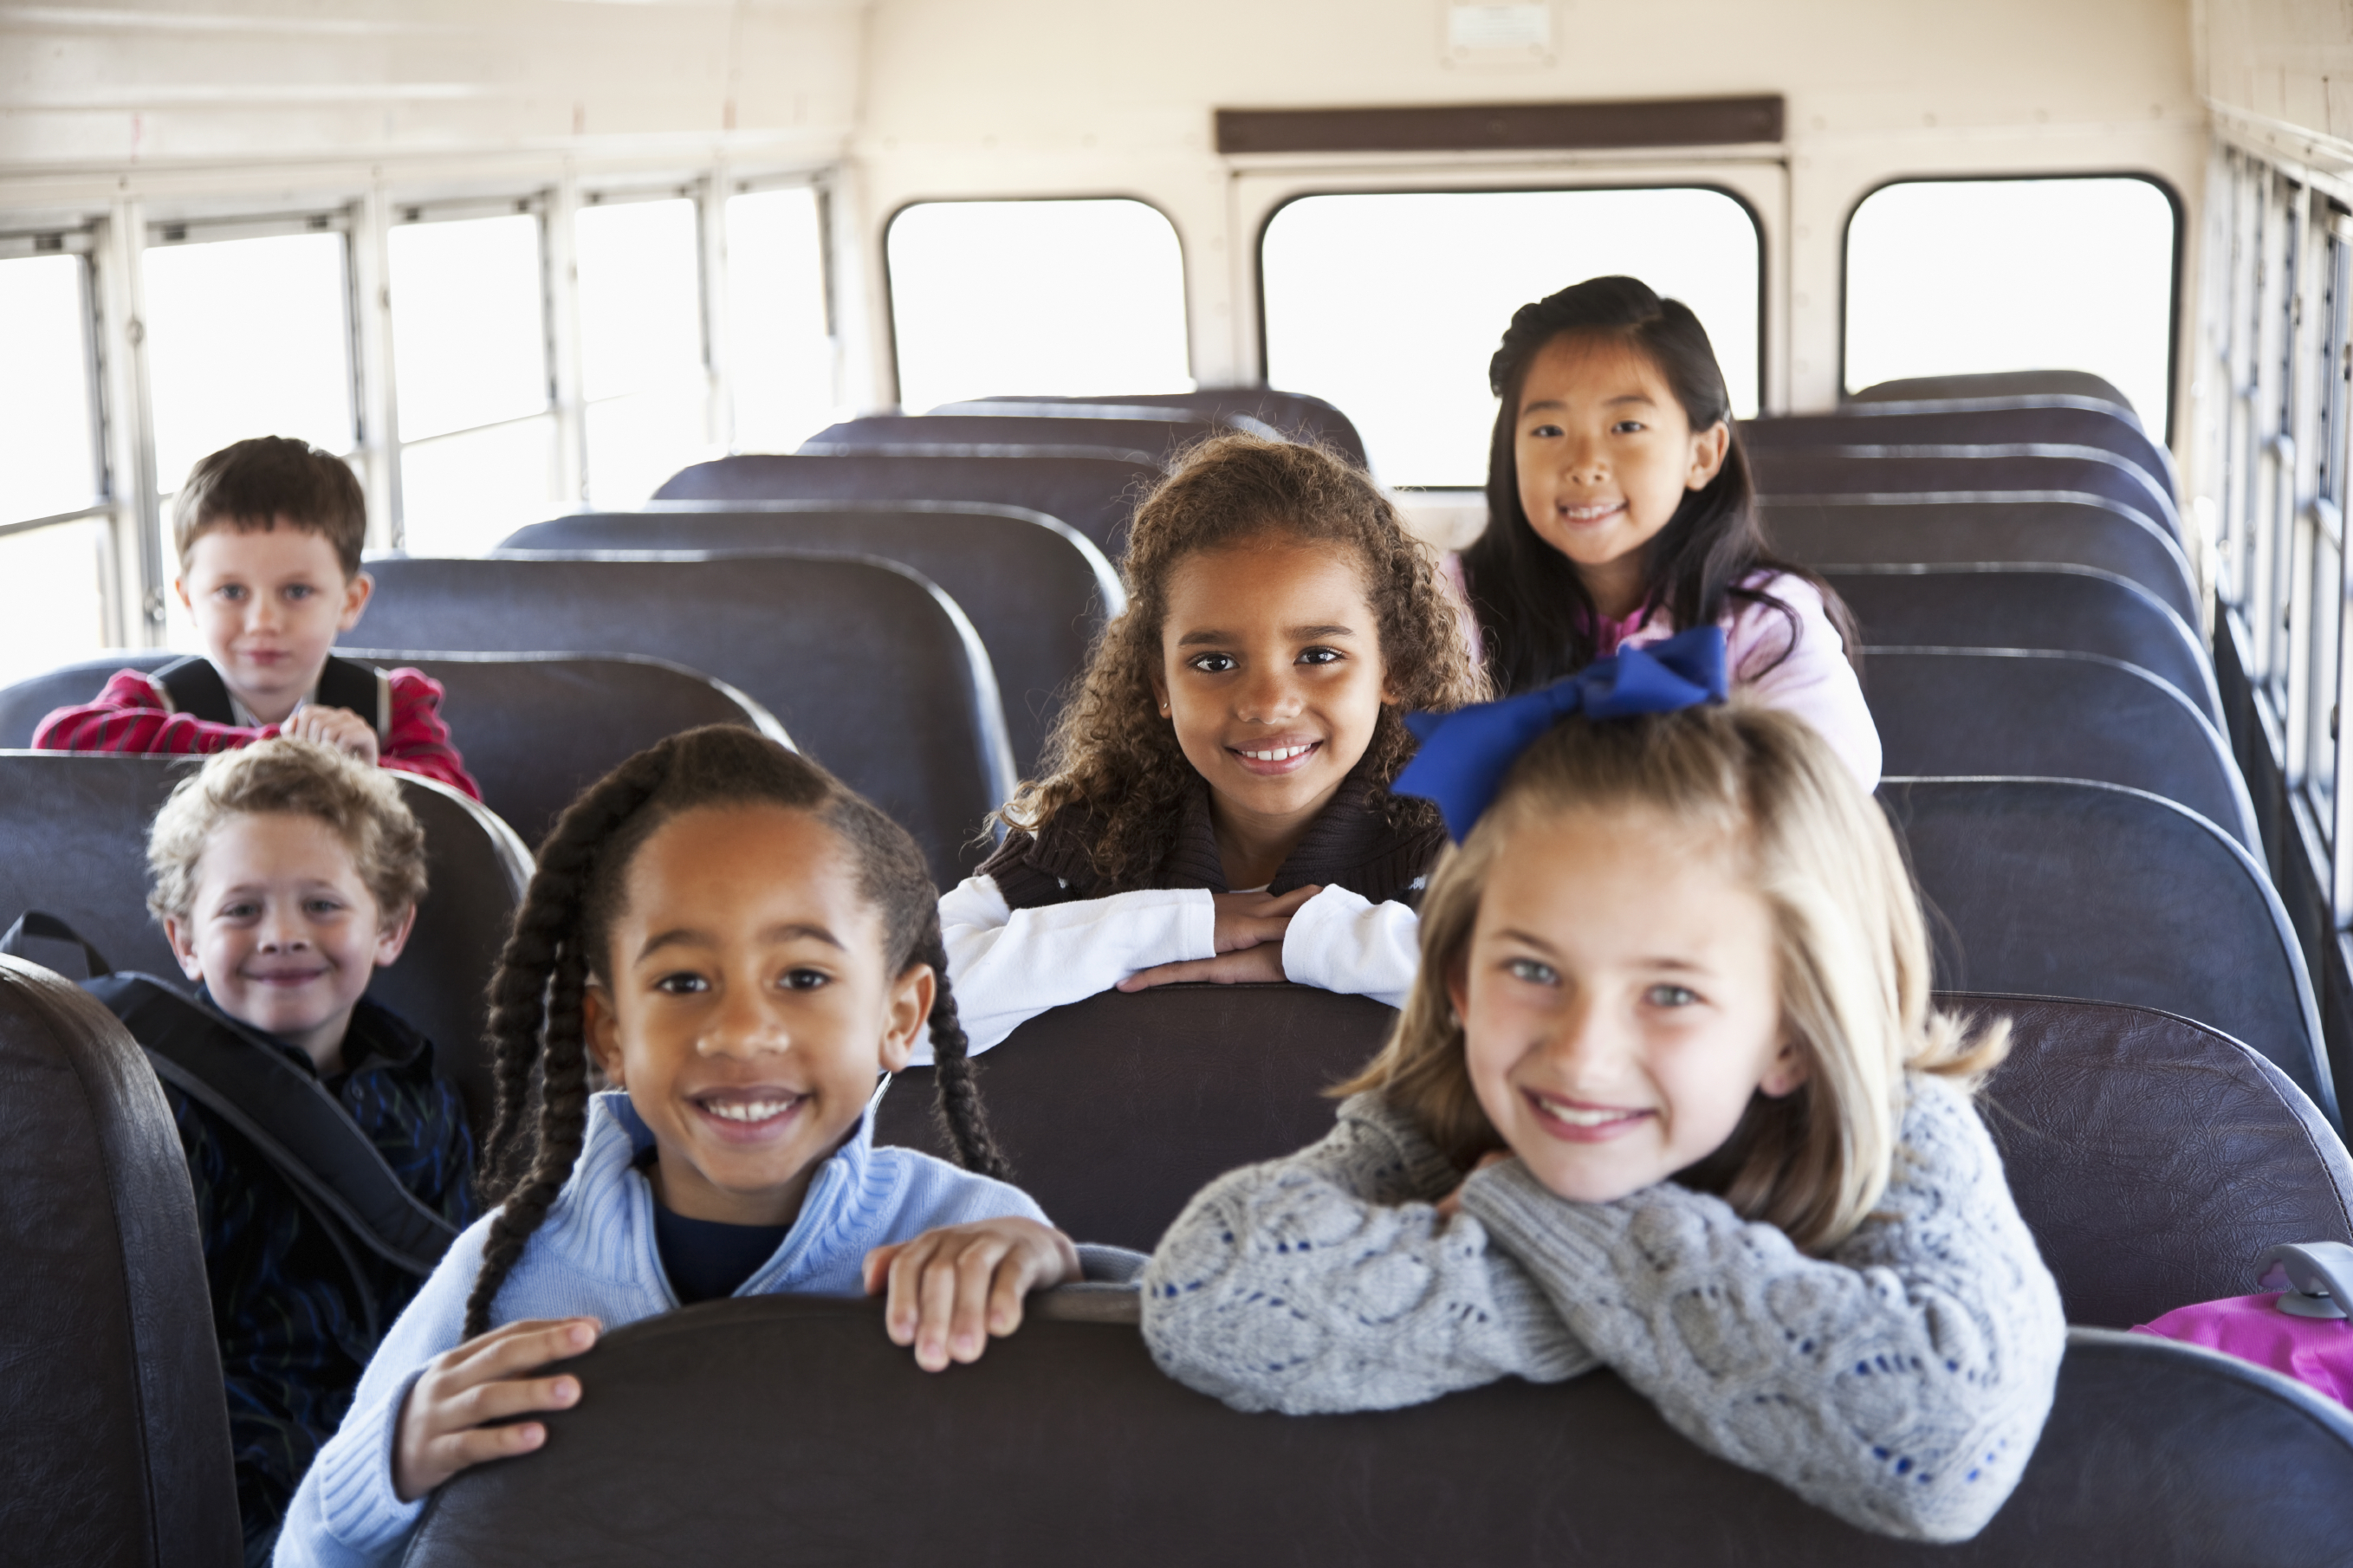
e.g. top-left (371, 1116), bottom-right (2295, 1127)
top-left (152, 654), bottom-right (237, 723)
top-left (87, 973), bottom-right (458, 1279)
top-left (0, 910), bottom-right (114, 978)
top-left (315, 655), bottom-right (392, 740)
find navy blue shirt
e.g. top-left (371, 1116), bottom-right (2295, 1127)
top-left (651, 1204), bottom-right (793, 1305)
top-left (165, 994), bottom-right (474, 1566)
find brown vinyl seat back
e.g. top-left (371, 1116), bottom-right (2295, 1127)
top-left (1863, 648), bottom-right (2258, 850)
top-left (402, 1296), bottom-right (2353, 1567)
top-left (0, 751), bottom-right (528, 1131)
top-left (877, 982), bottom-right (1397, 1251)
top-left (801, 412), bottom-right (1223, 463)
top-left (495, 503), bottom-right (1120, 781)
top-left (1747, 406), bottom-right (2175, 503)
top-left (1761, 496), bottom-right (2197, 623)
top-left (1749, 447), bottom-right (2179, 540)
top-left (0, 955), bottom-right (238, 1567)
top-left (653, 450), bottom-right (1161, 554)
top-left (0, 650), bottom-right (789, 850)
top-left (1964, 992), bottom-right (2353, 1328)
top-left (358, 552), bottom-right (1014, 889)
top-left (1848, 369), bottom-right (2140, 418)
top-left (1882, 778), bottom-right (2330, 1120)
top-left (938, 388), bottom-right (1372, 470)
top-left (1821, 564), bottom-right (2220, 724)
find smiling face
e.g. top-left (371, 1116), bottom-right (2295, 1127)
top-left (175, 522), bottom-right (373, 726)
top-left (1152, 535), bottom-right (1394, 884)
top-left (1513, 334), bottom-right (1730, 620)
top-left (1452, 802), bottom-right (1805, 1204)
top-left (583, 803), bottom-right (930, 1228)
top-left (164, 810), bottom-right (414, 1074)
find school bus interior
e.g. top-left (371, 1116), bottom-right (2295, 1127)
top-left (8, 0), bottom-right (2353, 1560)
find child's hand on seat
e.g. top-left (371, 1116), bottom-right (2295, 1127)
top-left (1118, 944), bottom-right (1288, 988)
top-left (392, 1317), bottom-right (600, 1500)
top-left (1117, 886), bottom-right (1319, 990)
top-left (284, 702), bottom-right (379, 765)
top-left (864, 1217), bottom-right (1081, 1372)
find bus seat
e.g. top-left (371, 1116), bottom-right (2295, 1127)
top-left (802, 412), bottom-right (1223, 463)
top-left (399, 1297), bottom-right (2353, 1567)
top-left (1819, 565), bottom-right (2220, 727)
top-left (1962, 992), bottom-right (2353, 1330)
top-left (357, 553), bottom-right (1013, 891)
top-left (0, 650), bottom-right (790, 851)
top-left (937, 388), bottom-right (1372, 470)
top-left (0, 955), bottom-right (239, 1568)
top-left (496, 504), bottom-right (1121, 781)
top-left (1761, 497), bottom-right (2197, 625)
top-left (1850, 370), bottom-right (2141, 423)
top-left (0, 752), bottom-right (528, 1131)
top-left (1862, 648), bottom-right (2258, 850)
top-left (1879, 777), bottom-right (2331, 1122)
top-left (653, 451), bottom-right (1160, 554)
top-left (1749, 448), bottom-right (2179, 541)
top-left (874, 982), bottom-right (1397, 1252)
top-left (1748, 407), bottom-right (2175, 506)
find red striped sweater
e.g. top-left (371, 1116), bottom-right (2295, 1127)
top-left (32, 665), bottom-right (483, 801)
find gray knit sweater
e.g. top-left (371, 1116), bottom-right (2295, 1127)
top-left (1140, 1075), bottom-right (2065, 1543)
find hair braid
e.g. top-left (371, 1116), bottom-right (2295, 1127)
top-left (914, 927), bottom-right (1008, 1179)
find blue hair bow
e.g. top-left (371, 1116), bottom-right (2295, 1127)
top-left (1395, 625), bottom-right (1728, 842)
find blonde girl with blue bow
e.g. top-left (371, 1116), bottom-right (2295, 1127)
top-left (1140, 632), bottom-right (2065, 1543)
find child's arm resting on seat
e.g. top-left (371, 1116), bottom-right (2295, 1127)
top-left (937, 874), bottom-right (1217, 1055)
top-left (391, 1318), bottom-right (599, 1500)
top-left (864, 1216), bottom-right (1082, 1370)
top-left (1140, 1093), bottom-right (1596, 1415)
top-left (1457, 1076), bottom-right (2065, 1544)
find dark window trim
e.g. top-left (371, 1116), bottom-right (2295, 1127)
top-left (1215, 97), bottom-right (1784, 157)
top-left (1835, 170), bottom-right (2187, 445)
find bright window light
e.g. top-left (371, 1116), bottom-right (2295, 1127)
top-left (0, 254), bottom-right (100, 527)
top-left (887, 198), bottom-right (1191, 413)
top-left (399, 415), bottom-right (561, 558)
top-left (388, 213), bottom-right (548, 442)
top-left (0, 518), bottom-right (108, 688)
top-left (1261, 188), bottom-right (1761, 488)
top-left (576, 197), bottom-right (710, 506)
top-left (143, 230), bottom-right (355, 492)
top-left (726, 185), bottom-right (834, 453)
top-left (1844, 177), bottom-right (2177, 432)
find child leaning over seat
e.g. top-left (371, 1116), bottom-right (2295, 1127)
top-left (140, 737), bottom-right (473, 1565)
top-left (1142, 630), bottom-right (2065, 1544)
top-left (938, 434), bottom-right (1485, 1058)
top-left (276, 728), bottom-right (1123, 1568)
top-left (33, 436), bottom-right (480, 800)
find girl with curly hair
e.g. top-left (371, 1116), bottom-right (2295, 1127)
top-left (937, 433), bottom-right (1486, 1058)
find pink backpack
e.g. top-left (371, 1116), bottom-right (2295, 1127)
top-left (2136, 1242), bottom-right (2353, 1406)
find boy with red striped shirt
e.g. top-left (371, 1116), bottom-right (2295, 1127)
top-left (33, 437), bottom-right (479, 800)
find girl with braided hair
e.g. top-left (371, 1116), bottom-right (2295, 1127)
top-left (278, 727), bottom-right (1104, 1568)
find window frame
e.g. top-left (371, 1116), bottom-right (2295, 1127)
top-left (1250, 179), bottom-right (1772, 424)
top-left (879, 192), bottom-right (1194, 412)
top-left (1834, 169), bottom-right (2187, 445)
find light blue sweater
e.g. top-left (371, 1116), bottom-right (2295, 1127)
top-left (274, 1089), bottom-right (1048, 1568)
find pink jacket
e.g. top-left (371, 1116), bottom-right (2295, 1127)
top-left (1442, 557), bottom-right (1881, 790)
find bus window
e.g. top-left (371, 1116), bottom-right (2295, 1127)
top-left (577, 195), bottom-right (710, 507)
top-left (0, 249), bottom-right (106, 687)
top-left (1259, 188), bottom-right (1762, 488)
top-left (388, 211), bottom-right (558, 555)
top-left (1844, 176), bottom-right (2178, 435)
top-left (144, 225), bottom-right (357, 646)
top-left (726, 185), bottom-right (834, 455)
top-left (885, 198), bottom-right (1190, 414)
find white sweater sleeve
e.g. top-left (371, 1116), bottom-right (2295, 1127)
top-left (1279, 884), bottom-right (1420, 1008)
top-left (928, 873), bottom-right (1217, 1060)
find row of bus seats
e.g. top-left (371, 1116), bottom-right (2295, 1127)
top-left (11, 371), bottom-right (2353, 1561)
